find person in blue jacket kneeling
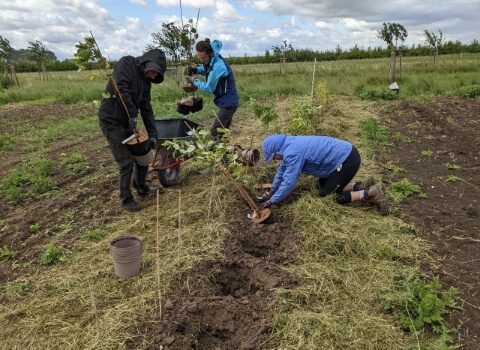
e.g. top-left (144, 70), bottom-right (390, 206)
top-left (186, 38), bottom-right (239, 138)
top-left (260, 134), bottom-right (389, 214)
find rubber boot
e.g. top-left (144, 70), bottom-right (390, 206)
top-left (365, 184), bottom-right (390, 215)
top-left (132, 164), bottom-right (157, 198)
top-left (122, 197), bottom-right (141, 212)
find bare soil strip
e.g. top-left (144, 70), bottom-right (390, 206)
top-left (381, 97), bottom-right (480, 349)
top-left (127, 205), bottom-right (301, 349)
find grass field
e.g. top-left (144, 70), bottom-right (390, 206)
top-left (1, 53), bottom-right (478, 349)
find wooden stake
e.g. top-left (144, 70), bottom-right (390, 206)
top-left (155, 189), bottom-right (162, 320)
top-left (311, 57), bottom-right (317, 100)
top-left (88, 280), bottom-right (105, 350)
top-left (177, 189), bottom-right (182, 261)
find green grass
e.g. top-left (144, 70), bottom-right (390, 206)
top-left (360, 117), bottom-right (389, 150)
top-left (388, 179), bottom-right (424, 204)
top-left (39, 244), bottom-right (65, 266)
top-left (60, 152), bottom-right (88, 176)
top-left (446, 175), bottom-right (461, 183)
top-left (80, 227), bottom-right (108, 241)
top-left (0, 246), bottom-right (16, 261)
top-left (444, 162), bottom-right (461, 170)
top-left (421, 149), bottom-right (434, 157)
top-left (0, 155), bottom-right (56, 203)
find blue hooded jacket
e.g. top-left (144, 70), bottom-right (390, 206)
top-left (193, 40), bottom-right (239, 108)
top-left (262, 135), bottom-right (353, 204)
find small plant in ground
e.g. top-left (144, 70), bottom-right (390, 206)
top-left (421, 149), bottom-right (433, 157)
top-left (388, 178), bottom-right (424, 204)
top-left (314, 82), bottom-right (329, 105)
top-left (385, 162), bottom-right (406, 175)
top-left (443, 162), bottom-right (461, 170)
top-left (360, 117), bottom-right (389, 148)
top-left (29, 223), bottom-right (41, 233)
top-left (287, 100), bottom-right (316, 135)
top-left (60, 152), bottom-right (88, 176)
top-left (0, 246), bottom-right (16, 261)
top-left (5, 281), bottom-right (27, 296)
top-left (80, 228), bottom-right (107, 241)
top-left (40, 243), bottom-right (65, 266)
top-left (446, 175), bottom-right (461, 183)
top-left (251, 98), bottom-right (279, 130)
top-left (393, 132), bottom-right (411, 143)
top-left (383, 272), bottom-right (457, 349)
top-left (407, 121), bottom-right (421, 130)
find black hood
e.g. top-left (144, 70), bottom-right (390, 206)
top-left (137, 48), bottom-right (166, 84)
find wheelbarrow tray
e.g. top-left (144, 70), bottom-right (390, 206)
top-left (154, 118), bottom-right (202, 142)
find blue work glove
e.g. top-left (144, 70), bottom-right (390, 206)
top-left (148, 137), bottom-right (157, 150)
top-left (186, 76), bottom-right (196, 84)
top-left (129, 117), bottom-right (137, 130)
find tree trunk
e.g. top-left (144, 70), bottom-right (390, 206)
top-left (10, 64), bottom-right (19, 86)
top-left (389, 49), bottom-right (397, 82)
top-left (3, 62), bottom-right (7, 78)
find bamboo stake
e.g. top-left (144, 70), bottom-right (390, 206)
top-left (177, 189), bottom-right (182, 261)
top-left (156, 189), bottom-right (162, 320)
top-left (207, 173), bottom-right (215, 228)
top-left (88, 280), bottom-right (104, 350)
top-left (310, 57), bottom-right (317, 99)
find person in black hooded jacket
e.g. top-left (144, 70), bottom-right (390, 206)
top-left (98, 48), bottom-right (166, 212)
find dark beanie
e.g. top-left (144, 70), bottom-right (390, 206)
top-left (144, 61), bottom-right (164, 84)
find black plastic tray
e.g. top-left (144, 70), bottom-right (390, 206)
top-left (154, 118), bottom-right (202, 141)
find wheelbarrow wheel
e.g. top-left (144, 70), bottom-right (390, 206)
top-left (158, 159), bottom-right (180, 188)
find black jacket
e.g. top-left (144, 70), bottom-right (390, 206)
top-left (98, 49), bottom-right (166, 139)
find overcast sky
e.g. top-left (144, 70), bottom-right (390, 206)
top-left (1, 0), bottom-right (479, 60)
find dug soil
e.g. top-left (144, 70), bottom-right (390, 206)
top-left (127, 205), bottom-right (302, 350)
top-left (0, 103), bottom-right (123, 284)
top-left (381, 97), bottom-right (480, 349)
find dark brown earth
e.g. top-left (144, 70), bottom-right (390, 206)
top-left (381, 97), bottom-right (480, 349)
top-left (0, 103), bottom-right (127, 283)
top-left (126, 204), bottom-right (302, 350)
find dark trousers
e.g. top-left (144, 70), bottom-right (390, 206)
top-left (211, 106), bottom-right (238, 137)
top-left (101, 125), bottom-right (149, 204)
top-left (317, 146), bottom-right (361, 204)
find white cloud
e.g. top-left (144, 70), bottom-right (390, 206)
top-left (129, 0), bottom-right (147, 5)
top-left (290, 16), bottom-right (296, 27)
top-left (342, 18), bottom-right (371, 31)
top-left (315, 21), bottom-right (333, 29)
top-left (155, 0), bottom-right (215, 9)
top-left (214, 0), bottom-right (244, 21)
top-left (266, 28), bottom-right (281, 38)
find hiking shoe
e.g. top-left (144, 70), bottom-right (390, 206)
top-left (135, 185), bottom-right (159, 198)
top-left (365, 184), bottom-right (390, 215)
top-left (354, 177), bottom-right (375, 191)
top-left (122, 198), bottom-right (142, 212)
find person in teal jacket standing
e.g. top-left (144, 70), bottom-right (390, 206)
top-left (260, 134), bottom-right (389, 214)
top-left (186, 38), bottom-right (239, 137)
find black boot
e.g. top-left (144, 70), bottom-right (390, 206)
top-left (133, 164), bottom-right (157, 198)
top-left (122, 197), bottom-right (141, 212)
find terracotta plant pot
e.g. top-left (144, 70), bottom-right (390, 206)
top-left (109, 236), bottom-right (143, 278)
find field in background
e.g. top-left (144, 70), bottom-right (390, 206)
top-left (0, 53), bottom-right (479, 349)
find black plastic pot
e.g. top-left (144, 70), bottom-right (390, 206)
top-left (191, 96), bottom-right (203, 113)
top-left (176, 102), bottom-right (192, 115)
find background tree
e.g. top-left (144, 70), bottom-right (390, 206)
top-left (272, 39), bottom-right (293, 74)
top-left (149, 18), bottom-right (199, 85)
top-left (424, 30), bottom-right (444, 63)
top-left (377, 22), bottom-right (408, 81)
top-left (0, 36), bottom-right (19, 86)
top-left (27, 40), bottom-right (50, 80)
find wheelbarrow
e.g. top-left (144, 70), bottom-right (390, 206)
top-left (151, 118), bottom-right (202, 187)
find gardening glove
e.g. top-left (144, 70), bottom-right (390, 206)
top-left (184, 66), bottom-right (197, 76)
top-left (148, 137), bottom-right (157, 150)
top-left (259, 200), bottom-right (271, 210)
top-left (129, 117), bottom-right (137, 131)
top-left (186, 76), bottom-right (196, 84)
